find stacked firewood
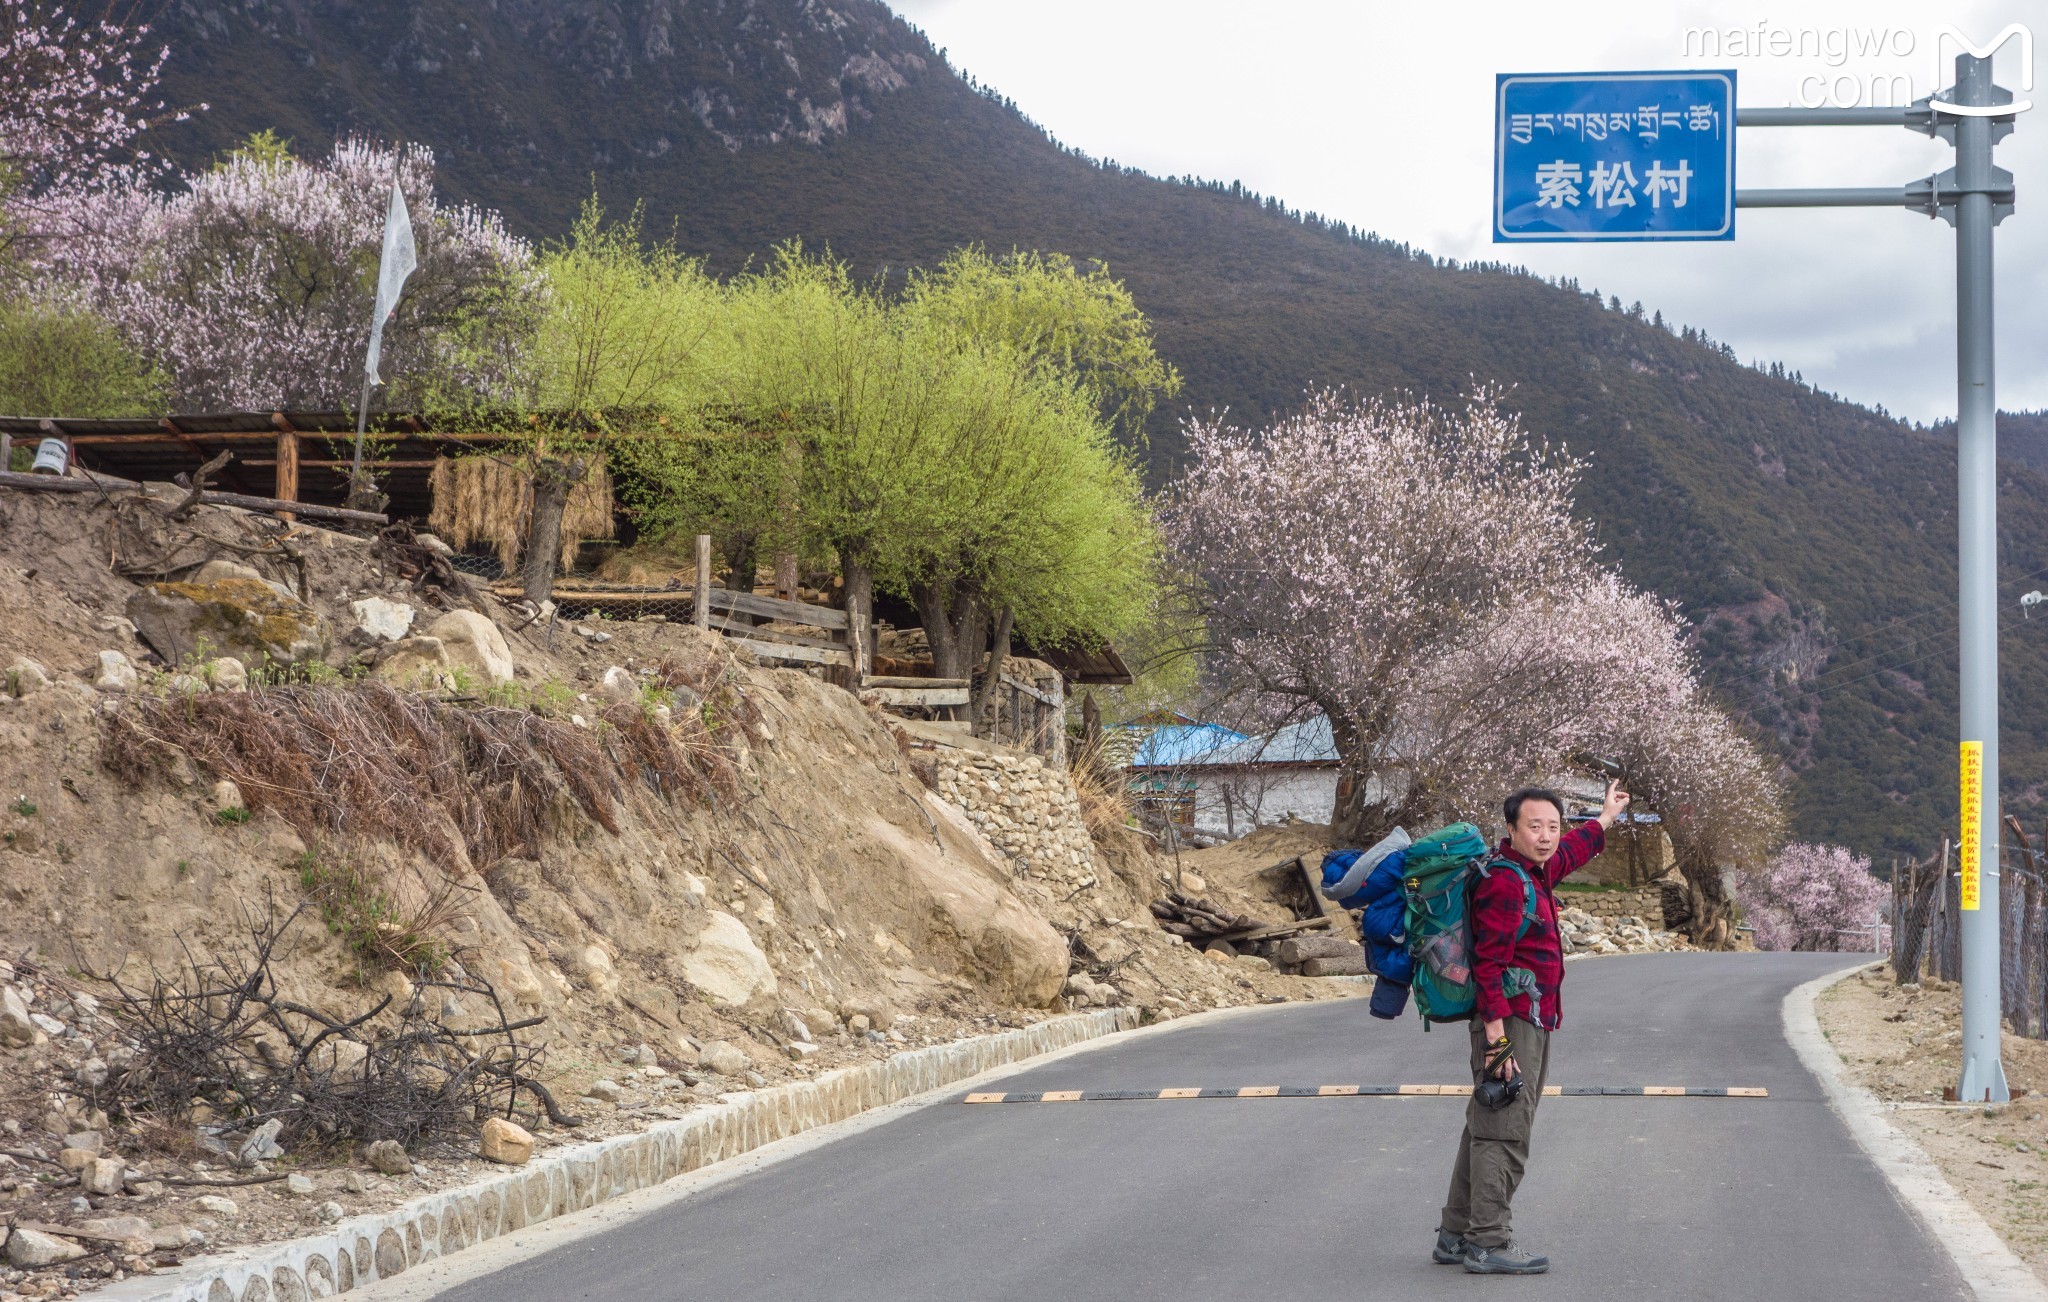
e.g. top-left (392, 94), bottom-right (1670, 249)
top-left (1148, 892), bottom-right (1261, 941)
top-left (1271, 934), bottom-right (1370, 976)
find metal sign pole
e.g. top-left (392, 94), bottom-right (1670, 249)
top-left (1951, 52), bottom-right (2010, 1104)
top-left (1734, 52), bottom-right (2015, 1103)
top-left (1497, 56), bottom-right (2019, 1101)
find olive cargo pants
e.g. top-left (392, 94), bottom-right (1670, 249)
top-left (1440, 1017), bottom-right (1552, 1249)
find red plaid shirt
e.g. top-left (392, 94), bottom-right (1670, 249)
top-left (1471, 821), bottom-right (1605, 1030)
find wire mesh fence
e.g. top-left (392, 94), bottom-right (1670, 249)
top-left (443, 552), bottom-right (504, 580)
top-left (1892, 833), bottom-right (2048, 1039)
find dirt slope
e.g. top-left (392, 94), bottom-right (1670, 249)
top-left (0, 488), bottom-right (1347, 1296)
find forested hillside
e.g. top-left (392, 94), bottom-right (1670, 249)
top-left (140, 0), bottom-right (2048, 859)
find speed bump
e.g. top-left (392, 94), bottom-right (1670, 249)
top-left (960, 1084), bottom-right (1770, 1104)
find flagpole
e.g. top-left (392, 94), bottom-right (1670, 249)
top-left (350, 373), bottom-right (373, 487)
top-left (349, 178), bottom-right (416, 516)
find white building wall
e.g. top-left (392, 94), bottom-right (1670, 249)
top-left (1190, 768), bottom-right (1339, 840)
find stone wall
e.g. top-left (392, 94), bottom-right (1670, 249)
top-left (1558, 886), bottom-right (1667, 927)
top-left (934, 750), bottom-right (1097, 887)
top-left (98, 1010), bottom-right (1140, 1302)
top-left (1574, 827), bottom-right (1676, 885)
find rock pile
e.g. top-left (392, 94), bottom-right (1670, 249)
top-left (1557, 905), bottom-right (1689, 956)
top-left (934, 751), bottom-right (1097, 887)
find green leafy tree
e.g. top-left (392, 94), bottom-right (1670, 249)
top-left (585, 239), bottom-right (1160, 691)
top-left (0, 297), bottom-right (163, 418)
top-left (899, 247), bottom-right (1181, 441)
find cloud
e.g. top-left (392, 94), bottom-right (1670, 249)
top-left (892, 0), bottom-right (2048, 421)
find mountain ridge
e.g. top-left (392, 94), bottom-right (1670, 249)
top-left (140, 0), bottom-right (2048, 859)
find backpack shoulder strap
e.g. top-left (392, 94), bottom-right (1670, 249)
top-left (1480, 858), bottom-right (1542, 944)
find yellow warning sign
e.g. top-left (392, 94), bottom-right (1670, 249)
top-left (1961, 740), bottom-right (1983, 911)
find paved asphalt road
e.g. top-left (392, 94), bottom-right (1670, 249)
top-left (440, 952), bottom-right (1966, 1301)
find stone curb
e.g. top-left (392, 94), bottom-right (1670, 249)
top-left (1784, 963), bottom-right (2047, 1301)
top-left (87, 1008), bottom-right (1140, 1302)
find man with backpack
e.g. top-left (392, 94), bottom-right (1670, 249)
top-left (1435, 780), bottom-right (1631, 1276)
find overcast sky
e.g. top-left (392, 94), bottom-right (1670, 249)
top-left (891, 0), bottom-right (2045, 424)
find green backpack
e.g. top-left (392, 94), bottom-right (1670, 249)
top-left (1400, 823), bottom-right (1543, 1029)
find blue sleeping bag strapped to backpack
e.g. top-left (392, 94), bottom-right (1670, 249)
top-left (1318, 827), bottom-right (1414, 1020)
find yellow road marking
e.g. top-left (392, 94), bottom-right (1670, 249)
top-left (1159, 1088), bottom-right (1201, 1099)
top-left (1237, 1086), bottom-right (1280, 1097)
top-left (1728, 1087), bottom-right (1769, 1097)
top-left (1040, 1091), bottom-right (1083, 1102)
top-left (1398, 1084), bottom-right (1441, 1095)
top-left (1318, 1085), bottom-right (1360, 1096)
top-left (963, 1093), bottom-right (1005, 1104)
top-left (1645, 1086), bottom-right (1685, 1096)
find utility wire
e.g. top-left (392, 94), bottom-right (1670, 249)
top-left (1701, 560), bottom-right (2048, 698)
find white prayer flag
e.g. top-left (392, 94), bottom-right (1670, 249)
top-left (363, 182), bottom-right (418, 385)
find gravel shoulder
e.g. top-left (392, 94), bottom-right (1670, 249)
top-left (1816, 964), bottom-right (2048, 1283)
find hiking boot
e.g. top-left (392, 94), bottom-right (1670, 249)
top-left (1463, 1239), bottom-right (1550, 1274)
top-left (1432, 1227), bottom-right (1467, 1264)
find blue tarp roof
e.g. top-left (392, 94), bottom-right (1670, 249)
top-left (1121, 723), bottom-right (1249, 767)
top-left (1191, 716), bottom-right (1339, 767)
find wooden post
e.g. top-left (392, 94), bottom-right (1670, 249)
top-left (694, 534), bottom-right (712, 630)
top-left (1049, 676), bottom-right (1067, 767)
top-left (273, 430), bottom-right (299, 522)
top-left (0, 433), bottom-right (11, 472)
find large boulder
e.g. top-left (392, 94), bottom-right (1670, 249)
top-left (128, 578), bottom-right (327, 668)
top-left (479, 1117), bottom-right (534, 1165)
top-left (0, 985), bottom-right (36, 1045)
top-left (6, 657), bottom-right (50, 696)
top-left (349, 597), bottom-right (416, 643)
top-left (372, 637), bottom-right (455, 691)
top-left (423, 610), bottom-right (515, 685)
top-left (864, 814), bottom-right (1068, 1007)
top-left (192, 559), bottom-right (294, 597)
top-left (5, 1227), bottom-right (85, 1268)
top-left (680, 911), bottom-right (778, 1006)
top-left (94, 649), bottom-right (139, 691)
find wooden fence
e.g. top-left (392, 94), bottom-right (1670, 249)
top-left (1892, 818), bottom-right (2048, 1039)
top-left (980, 671), bottom-right (1067, 763)
top-left (502, 537), bottom-right (1069, 750)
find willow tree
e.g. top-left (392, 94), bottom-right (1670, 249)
top-left (551, 238), bottom-right (1159, 681)
top-left (487, 198), bottom-right (721, 599)
top-left (882, 248), bottom-right (1171, 694)
top-left (898, 247), bottom-right (1182, 442)
top-left (882, 342), bottom-right (1157, 709)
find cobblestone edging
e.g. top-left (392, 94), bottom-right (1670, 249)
top-left (90, 1009), bottom-right (1141, 1302)
top-left (934, 751), bottom-right (1097, 887)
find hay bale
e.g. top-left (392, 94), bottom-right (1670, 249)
top-left (428, 453), bottom-right (614, 570)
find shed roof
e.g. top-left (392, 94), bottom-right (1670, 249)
top-left (1189, 716), bottom-right (1340, 768)
top-left (1121, 723), bottom-right (1250, 768)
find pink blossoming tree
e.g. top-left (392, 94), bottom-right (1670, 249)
top-left (20, 138), bottom-right (540, 410)
top-left (1737, 842), bottom-right (1888, 951)
top-left (0, 0), bottom-right (184, 202)
top-left (1163, 389), bottom-right (1784, 944)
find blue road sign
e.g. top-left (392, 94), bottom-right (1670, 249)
top-left (1494, 71), bottom-right (1736, 242)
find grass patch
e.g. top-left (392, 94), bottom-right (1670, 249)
top-left (295, 849), bottom-right (460, 976)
